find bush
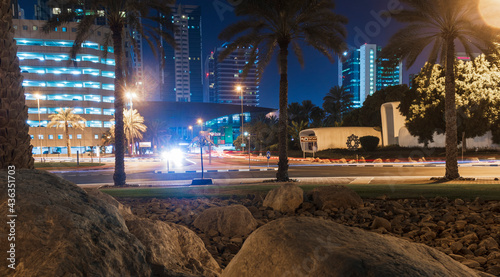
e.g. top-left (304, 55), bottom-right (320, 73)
top-left (360, 136), bottom-right (380, 151)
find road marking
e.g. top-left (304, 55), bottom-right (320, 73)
top-left (349, 177), bottom-right (374, 185)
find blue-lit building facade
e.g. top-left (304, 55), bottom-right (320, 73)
top-left (204, 43), bottom-right (260, 106)
top-left (14, 19), bottom-right (115, 155)
top-left (159, 4), bottom-right (203, 103)
top-left (339, 44), bottom-right (403, 108)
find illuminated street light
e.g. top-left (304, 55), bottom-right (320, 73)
top-left (35, 93), bottom-right (43, 161)
top-left (479, 0), bottom-right (500, 28)
top-left (126, 92), bottom-right (137, 110)
top-left (236, 85), bottom-right (244, 152)
top-left (188, 125), bottom-right (193, 139)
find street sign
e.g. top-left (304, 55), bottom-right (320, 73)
top-left (241, 143), bottom-right (246, 147)
top-left (300, 136), bottom-right (318, 142)
top-left (139, 142), bottom-right (152, 148)
top-left (266, 151), bottom-right (271, 159)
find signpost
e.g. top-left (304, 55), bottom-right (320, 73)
top-left (266, 151), bottom-right (271, 169)
top-left (300, 136), bottom-right (318, 158)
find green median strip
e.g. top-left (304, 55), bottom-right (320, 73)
top-left (100, 183), bottom-right (500, 201)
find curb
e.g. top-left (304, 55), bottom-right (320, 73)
top-left (154, 168), bottom-right (278, 174)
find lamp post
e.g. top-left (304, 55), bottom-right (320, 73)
top-left (126, 92), bottom-right (137, 155)
top-left (188, 125), bottom-right (193, 140)
top-left (236, 85), bottom-right (244, 153)
top-left (197, 118), bottom-right (203, 133)
top-left (245, 131), bottom-right (251, 170)
top-left (35, 94), bottom-right (43, 161)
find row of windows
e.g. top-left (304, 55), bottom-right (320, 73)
top-left (28, 120), bottom-right (114, 128)
top-left (25, 93), bottom-right (115, 103)
top-left (15, 38), bottom-right (113, 53)
top-left (32, 134), bottom-right (101, 140)
top-left (23, 80), bottom-right (114, 91)
top-left (28, 107), bottom-right (115, 115)
top-left (20, 66), bottom-right (115, 78)
top-left (18, 52), bottom-right (115, 65)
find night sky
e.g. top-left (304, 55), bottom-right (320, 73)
top-left (20, 0), bottom-right (425, 109)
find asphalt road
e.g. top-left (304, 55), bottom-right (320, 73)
top-left (52, 158), bottom-right (500, 185)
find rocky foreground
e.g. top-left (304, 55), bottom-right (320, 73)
top-left (119, 192), bottom-right (500, 276)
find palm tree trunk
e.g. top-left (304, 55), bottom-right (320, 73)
top-left (276, 41), bottom-right (290, 182)
top-left (130, 133), bottom-right (134, 156)
top-left (444, 38), bottom-right (460, 179)
top-left (111, 23), bottom-right (126, 186)
top-left (0, 1), bottom-right (34, 169)
top-left (65, 123), bottom-right (70, 157)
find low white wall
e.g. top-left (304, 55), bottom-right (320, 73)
top-left (300, 127), bottom-right (382, 153)
top-left (398, 127), bottom-right (500, 149)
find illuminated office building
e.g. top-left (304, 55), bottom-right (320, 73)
top-left (204, 43), bottom-right (260, 106)
top-left (14, 19), bottom-right (115, 155)
top-left (339, 44), bottom-right (402, 108)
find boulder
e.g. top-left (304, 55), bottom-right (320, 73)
top-left (193, 205), bottom-right (258, 237)
top-left (0, 170), bottom-right (151, 277)
top-left (222, 217), bottom-right (481, 277)
top-left (127, 217), bottom-right (221, 277)
top-left (371, 216), bottom-right (392, 231)
top-left (263, 183), bottom-right (303, 213)
top-left (312, 185), bottom-right (363, 210)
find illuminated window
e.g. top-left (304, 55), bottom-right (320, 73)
top-left (103, 109), bottom-right (115, 116)
top-left (53, 8), bottom-right (61, 14)
top-left (49, 135), bottom-right (54, 140)
top-left (94, 135), bottom-right (99, 139)
top-left (103, 96), bottom-right (115, 103)
top-left (77, 134), bottom-right (82, 139)
top-left (86, 121), bottom-right (103, 128)
top-left (102, 84), bottom-right (114, 90)
top-left (32, 26), bottom-right (38, 31)
top-left (69, 135), bottom-right (73, 139)
top-left (102, 71), bottom-right (115, 78)
top-left (84, 108), bottom-right (102, 115)
top-left (38, 134), bottom-right (43, 139)
top-left (103, 121), bottom-right (114, 128)
top-left (58, 135), bottom-right (63, 139)
top-left (84, 95), bottom-right (101, 102)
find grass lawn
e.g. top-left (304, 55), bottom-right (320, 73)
top-left (35, 162), bottom-right (105, 168)
top-left (101, 182), bottom-right (500, 201)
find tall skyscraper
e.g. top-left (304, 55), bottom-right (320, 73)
top-left (339, 44), bottom-right (402, 108)
top-left (159, 4), bottom-right (202, 102)
top-left (204, 43), bottom-right (260, 106)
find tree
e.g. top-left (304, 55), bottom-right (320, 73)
top-left (47, 108), bottom-right (86, 157)
top-left (44, 0), bottom-right (175, 186)
top-left (342, 85), bottom-right (408, 128)
top-left (323, 86), bottom-right (353, 126)
top-left (289, 120), bottom-right (308, 149)
top-left (145, 120), bottom-right (169, 154)
top-left (122, 109), bottom-right (147, 156)
top-left (399, 57), bottom-right (500, 147)
top-left (380, 0), bottom-right (500, 179)
top-left (219, 0), bottom-right (348, 181)
top-left (0, 0), bottom-right (34, 168)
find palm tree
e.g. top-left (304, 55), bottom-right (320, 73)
top-left (0, 1), bottom-right (34, 169)
top-left (219, 0), bottom-right (348, 181)
top-left (145, 120), bottom-right (168, 154)
top-left (44, 0), bottom-right (175, 186)
top-left (323, 86), bottom-right (353, 126)
top-left (47, 108), bottom-right (86, 157)
top-left (122, 109), bottom-right (147, 156)
top-left (380, 0), bottom-right (500, 180)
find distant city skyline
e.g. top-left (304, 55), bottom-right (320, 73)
top-left (18, 0), bottom-right (426, 109)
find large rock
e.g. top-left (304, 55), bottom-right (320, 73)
top-left (263, 183), bottom-right (303, 213)
top-left (312, 185), bottom-right (363, 210)
top-left (222, 217), bottom-right (481, 277)
top-left (127, 217), bottom-right (221, 277)
top-left (193, 205), bottom-right (258, 237)
top-left (0, 170), bottom-right (151, 277)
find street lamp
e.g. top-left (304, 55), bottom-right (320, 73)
top-left (236, 85), bottom-right (244, 152)
top-left (197, 118), bottom-right (203, 132)
top-left (126, 92), bottom-right (137, 110)
top-left (245, 131), bottom-right (251, 170)
top-left (35, 93), bottom-right (43, 161)
top-left (188, 125), bottom-right (193, 139)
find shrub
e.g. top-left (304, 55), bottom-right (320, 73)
top-left (360, 136), bottom-right (380, 151)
